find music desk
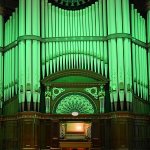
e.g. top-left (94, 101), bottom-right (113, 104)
top-left (59, 141), bottom-right (92, 150)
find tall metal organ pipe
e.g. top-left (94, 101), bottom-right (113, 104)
top-left (115, 0), bottom-right (125, 110)
top-left (26, 0), bottom-right (32, 111)
top-left (19, 0), bottom-right (26, 111)
top-left (107, 0), bottom-right (118, 111)
top-left (0, 14), bottom-right (3, 109)
top-left (122, 0), bottom-right (132, 110)
top-left (32, 0), bottom-right (40, 111)
top-left (147, 10), bottom-right (150, 101)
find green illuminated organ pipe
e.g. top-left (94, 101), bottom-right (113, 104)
top-left (115, 0), bottom-right (125, 110)
top-left (74, 10), bottom-right (77, 69)
top-left (80, 9), bottom-right (84, 69)
top-left (71, 11), bottom-right (74, 69)
top-left (32, 0), bottom-right (40, 111)
top-left (89, 6), bottom-right (94, 71)
top-left (55, 7), bottom-right (59, 72)
top-left (41, 0), bottom-right (46, 79)
top-left (122, 0), bottom-right (132, 110)
top-left (98, 0), bottom-right (104, 75)
top-left (92, 4), bottom-right (95, 72)
top-left (11, 15), bottom-right (14, 98)
top-left (14, 8), bottom-right (18, 96)
top-left (0, 15), bottom-right (3, 108)
top-left (26, 0), bottom-right (32, 110)
top-left (107, 0), bottom-right (118, 111)
top-left (4, 23), bottom-right (7, 101)
top-left (63, 10), bottom-right (66, 69)
top-left (92, 4), bottom-right (97, 72)
top-left (96, 1), bottom-right (100, 74)
top-left (83, 8), bottom-right (87, 70)
top-left (19, 0), bottom-right (26, 111)
top-left (48, 3), bottom-right (53, 74)
top-left (103, 0), bottom-right (108, 78)
top-left (52, 5), bottom-right (56, 73)
top-left (10, 17), bottom-right (12, 98)
top-left (78, 9), bottom-right (81, 69)
top-left (45, 0), bottom-right (49, 76)
top-left (71, 11), bottom-right (74, 68)
top-left (132, 4), bottom-right (148, 101)
top-left (107, 0), bottom-right (113, 110)
top-left (148, 11), bottom-right (150, 101)
top-left (37, 0), bottom-right (41, 111)
top-left (131, 5), bottom-right (136, 94)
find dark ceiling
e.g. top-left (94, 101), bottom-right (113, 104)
top-left (0, 0), bottom-right (148, 19)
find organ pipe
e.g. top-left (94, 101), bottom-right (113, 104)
top-left (48, 3), bottom-right (53, 74)
top-left (115, 0), bottom-right (124, 110)
top-left (148, 11), bottom-right (150, 101)
top-left (19, 0), bottom-right (26, 111)
top-left (26, 0), bottom-right (32, 110)
top-left (122, 0), bottom-right (132, 110)
top-left (102, 0), bottom-right (108, 78)
top-left (32, 0), bottom-right (39, 111)
top-left (45, 0), bottom-right (50, 76)
top-left (131, 4), bottom-right (136, 94)
top-left (109, 0), bottom-right (118, 111)
top-left (37, 0), bottom-right (41, 111)
top-left (0, 15), bottom-right (3, 108)
top-left (14, 8), bottom-right (18, 96)
top-left (107, 0), bottom-right (113, 111)
top-left (98, 0), bottom-right (104, 75)
top-left (41, 0), bottom-right (46, 79)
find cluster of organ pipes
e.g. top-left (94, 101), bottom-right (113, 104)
top-left (4, 8), bottom-right (19, 103)
top-left (131, 5), bottom-right (148, 101)
top-left (107, 0), bottom-right (132, 111)
top-left (0, 0), bottom-right (149, 112)
top-left (3, 0), bottom-right (41, 111)
top-left (41, 0), bottom-right (108, 78)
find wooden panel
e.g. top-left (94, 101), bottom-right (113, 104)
top-left (91, 119), bottom-right (100, 148)
top-left (40, 119), bottom-right (51, 149)
top-left (0, 120), bottom-right (3, 150)
top-left (133, 119), bottom-right (150, 149)
top-left (59, 142), bottom-right (91, 148)
top-left (50, 120), bottom-right (59, 148)
top-left (110, 118), bottom-right (133, 149)
top-left (3, 120), bottom-right (18, 149)
top-left (18, 118), bottom-right (40, 150)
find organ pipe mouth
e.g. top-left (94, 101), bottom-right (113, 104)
top-left (49, 0), bottom-right (97, 10)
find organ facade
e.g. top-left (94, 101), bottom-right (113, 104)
top-left (0, 0), bottom-right (150, 149)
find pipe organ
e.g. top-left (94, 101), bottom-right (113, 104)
top-left (0, 0), bottom-right (149, 113)
top-left (0, 0), bottom-right (150, 150)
